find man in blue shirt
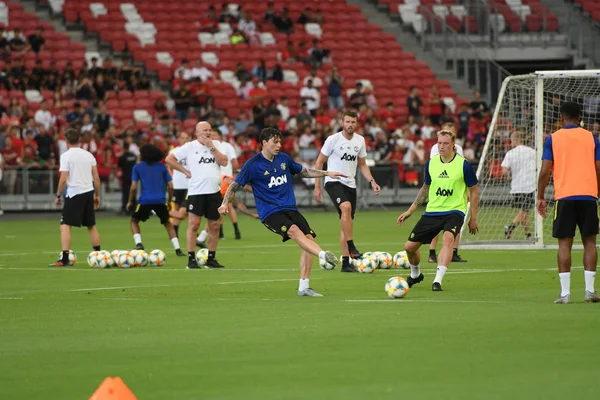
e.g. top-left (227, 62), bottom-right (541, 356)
top-left (218, 128), bottom-right (346, 297)
top-left (127, 145), bottom-right (184, 257)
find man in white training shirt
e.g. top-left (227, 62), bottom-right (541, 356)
top-left (314, 110), bottom-right (381, 272)
top-left (166, 121), bottom-right (228, 269)
top-left (168, 131), bottom-right (192, 239)
top-left (427, 122), bottom-right (467, 263)
top-left (501, 131), bottom-right (536, 239)
top-left (196, 128), bottom-right (240, 246)
top-left (49, 128), bottom-right (102, 267)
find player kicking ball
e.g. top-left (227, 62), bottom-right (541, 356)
top-left (397, 129), bottom-right (479, 291)
top-left (127, 144), bottom-right (184, 256)
top-left (218, 128), bottom-right (345, 297)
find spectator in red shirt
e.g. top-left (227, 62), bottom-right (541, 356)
top-left (198, 6), bottom-right (219, 33)
top-left (380, 102), bottom-right (398, 132)
top-left (1, 136), bottom-right (19, 193)
top-left (428, 85), bottom-right (443, 126)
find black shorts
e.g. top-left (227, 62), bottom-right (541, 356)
top-left (512, 192), bottom-right (534, 210)
top-left (61, 190), bottom-right (96, 227)
top-left (552, 199), bottom-right (599, 238)
top-left (263, 209), bottom-right (316, 242)
top-left (408, 212), bottom-right (465, 244)
top-left (187, 192), bottom-right (222, 220)
top-left (325, 182), bottom-right (357, 219)
top-left (132, 204), bottom-right (170, 224)
top-left (172, 189), bottom-right (188, 208)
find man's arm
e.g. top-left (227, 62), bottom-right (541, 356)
top-left (166, 181), bottom-right (174, 206)
top-left (221, 181), bottom-right (243, 207)
top-left (468, 184), bottom-right (479, 221)
top-left (501, 167), bottom-right (511, 176)
top-left (55, 171), bottom-right (69, 198)
top-left (358, 156), bottom-right (376, 184)
top-left (299, 167), bottom-right (333, 178)
top-left (313, 152), bottom-right (328, 189)
top-left (406, 183), bottom-right (430, 214)
top-left (537, 160), bottom-right (553, 200)
top-left (596, 160), bottom-right (600, 196)
top-left (211, 146), bottom-right (228, 167)
top-left (127, 181), bottom-right (138, 205)
top-left (165, 153), bottom-right (191, 177)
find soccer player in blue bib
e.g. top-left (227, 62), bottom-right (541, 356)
top-left (218, 128), bottom-right (346, 297)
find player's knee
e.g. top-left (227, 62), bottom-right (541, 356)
top-left (442, 231), bottom-right (455, 246)
top-left (339, 202), bottom-right (352, 215)
top-left (207, 219), bottom-right (220, 231)
top-left (404, 241), bottom-right (419, 254)
top-left (305, 233), bottom-right (314, 241)
top-left (287, 225), bottom-right (302, 239)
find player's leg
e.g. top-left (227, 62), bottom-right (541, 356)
top-left (451, 233), bottom-right (466, 262)
top-left (227, 203), bottom-right (241, 239)
top-left (204, 193), bottom-right (225, 268)
top-left (186, 195), bottom-right (203, 268)
top-left (404, 215), bottom-right (441, 287)
top-left (404, 239), bottom-right (425, 287)
top-left (579, 200), bottom-right (600, 302)
top-left (131, 205), bottom-right (150, 250)
top-left (432, 231), bottom-right (455, 291)
top-left (82, 192), bottom-right (101, 252)
top-left (196, 221), bottom-right (210, 248)
top-left (339, 201), bottom-right (361, 258)
top-left (297, 234), bottom-right (323, 297)
top-left (428, 234), bottom-right (439, 263)
top-left (339, 230), bottom-right (355, 272)
top-left (87, 225), bottom-right (101, 250)
top-left (286, 225), bottom-right (337, 268)
top-left (156, 205), bottom-right (184, 256)
top-left (552, 200), bottom-right (577, 303)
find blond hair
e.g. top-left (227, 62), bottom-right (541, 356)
top-left (441, 122), bottom-right (456, 133)
top-left (437, 129), bottom-right (456, 142)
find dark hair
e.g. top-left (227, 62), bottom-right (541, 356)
top-left (560, 102), bottom-right (581, 121)
top-left (140, 144), bottom-right (164, 165)
top-left (260, 127), bottom-right (283, 145)
top-left (212, 128), bottom-right (222, 137)
top-left (343, 110), bottom-right (358, 120)
top-left (65, 128), bottom-right (80, 145)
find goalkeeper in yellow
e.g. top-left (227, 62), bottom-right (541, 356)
top-left (397, 129), bottom-right (479, 291)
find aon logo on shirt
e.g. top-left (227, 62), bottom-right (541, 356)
top-left (198, 157), bottom-right (215, 164)
top-left (340, 153), bottom-right (357, 161)
top-left (436, 187), bottom-right (454, 197)
top-left (268, 174), bottom-right (288, 188)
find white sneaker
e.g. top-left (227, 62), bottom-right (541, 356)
top-left (554, 294), bottom-right (571, 304)
top-left (297, 288), bottom-right (323, 297)
top-left (584, 291), bottom-right (600, 303)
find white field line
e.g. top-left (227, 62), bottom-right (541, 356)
top-left (217, 278), bottom-right (309, 285)
top-left (0, 297), bottom-right (23, 300)
top-left (345, 299), bottom-right (508, 304)
top-left (67, 284), bottom-right (171, 292)
top-left (100, 298), bottom-right (145, 301)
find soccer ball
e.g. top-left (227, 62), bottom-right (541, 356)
top-left (118, 251), bottom-right (135, 268)
top-left (385, 276), bottom-right (410, 298)
top-left (376, 252), bottom-right (394, 269)
top-left (356, 256), bottom-right (377, 274)
top-left (96, 250), bottom-right (113, 268)
top-left (195, 248), bottom-right (208, 266)
top-left (393, 251), bottom-right (410, 269)
top-left (111, 250), bottom-right (121, 265)
top-left (87, 251), bottom-right (99, 267)
top-left (131, 250), bottom-right (148, 267)
top-left (148, 249), bottom-right (166, 266)
top-left (57, 250), bottom-right (76, 265)
top-left (319, 255), bottom-right (336, 270)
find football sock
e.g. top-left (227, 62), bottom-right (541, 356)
top-left (559, 272), bottom-right (571, 296)
top-left (174, 225), bottom-right (179, 238)
top-left (299, 278), bottom-right (309, 292)
top-left (197, 230), bottom-right (208, 242)
top-left (452, 248), bottom-right (459, 256)
top-left (507, 223), bottom-right (516, 234)
top-left (342, 256), bottom-right (350, 266)
top-left (347, 240), bottom-right (356, 251)
top-left (584, 270), bottom-right (596, 292)
top-left (188, 252), bottom-right (196, 264)
top-left (133, 233), bottom-right (142, 245)
top-left (233, 222), bottom-right (239, 233)
top-left (433, 266), bottom-right (448, 284)
top-left (318, 250), bottom-right (326, 261)
top-left (208, 250), bottom-right (216, 261)
top-left (219, 225), bottom-right (224, 236)
top-left (62, 250), bottom-right (69, 263)
top-left (410, 263), bottom-right (421, 279)
top-left (429, 249), bottom-right (436, 258)
top-left (171, 237), bottom-right (180, 250)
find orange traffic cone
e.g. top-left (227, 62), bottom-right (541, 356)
top-left (89, 377), bottom-right (137, 400)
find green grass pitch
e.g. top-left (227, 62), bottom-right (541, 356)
top-left (0, 209), bottom-right (598, 399)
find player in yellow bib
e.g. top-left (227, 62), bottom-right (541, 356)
top-left (397, 129), bottom-right (479, 291)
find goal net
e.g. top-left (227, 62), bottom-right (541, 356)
top-left (460, 70), bottom-right (600, 249)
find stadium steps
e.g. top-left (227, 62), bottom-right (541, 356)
top-left (348, 0), bottom-right (474, 100)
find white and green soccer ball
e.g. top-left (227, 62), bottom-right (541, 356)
top-left (118, 251), bottom-right (135, 268)
top-left (356, 256), bottom-right (377, 274)
top-left (385, 276), bottom-right (410, 298)
top-left (376, 252), bottom-right (394, 269)
top-left (96, 250), bottom-right (113, 268)
top-left (319, 255), bottom-right (336, 270)
top-left (148, 249), bottom-right (166, 266)
top-left (111, 250), bottom-right (121, 265)
top-left (195, 248), bottom-right (208, 266)
top-left (393, 251), bottom-right (410, 269)
top-left (87, 251), bottom-right (99, 267)
top-left (131, 250), bottom-right (148, 267)
top-left (57, 250), bottom-right (76, 265)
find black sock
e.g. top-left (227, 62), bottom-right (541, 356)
top-left (233, 222), bottom-right (239, 233)
top-left (347, 240), bottom-right (356, 251)
top-left (62, 250), bottom-right (69, 263)
top-left (188, 251), bottom-right (196, 263)
top-left (526, 232), bottom-right (532, 238)
top-left (93, 245), bottom-right (101, 251)
top-left (208, 250), bottom-right (216, 261)
top-left (507, 223), bottom-right (516, 234)
top-left (453, 248), bottom-right (459, 256)
top-left (342, 256), bottom-right (350, 266)
top-left (174, 224), bottom-right (179, 238)
top-left (219, 225), bottom-right (224, 236)
top-left (429, 249), bottom-right (436, 257)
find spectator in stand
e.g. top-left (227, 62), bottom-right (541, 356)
top-left (440, 107), bottom-right (455, 126)
top-left (314, 9), bottom-right (325, 24)
top-left (263, 1), bottom-right (276, 23)
top-left (427, 85), bottom-right (443, 126)
top-left (172, 82), bottom-right (192, 121)
top-left (218, 3), bottom-right (237, 23)
top-left (198, 5), bottom-right (219, 33)
top-left (236, 76), bottom-right (254, 100)
top-left (238, 13), bottom-right (260, 44)
top-left (235, 111), bottom-right (251, 133)
top-left (0, 27), bottom-right (10, 58)
top-left (298, 126), bottom-right (316, 149)
top-left (276, 97), bottom-right (290, 122)
top-left (61, 78), bottom-right (76, 100)
top-left (234, 62), bottom-right (251, 82)
top-left (408, 140), bottom-right (428, 181)
top-left (119, 59), bottom-right (140, 85)
top-left (118, 142), bottom-right (138, 215)
top-left (373, 131), bottom-right (392, 161)
top-left (326, 67), bottom-right (344, 110)
top-left (298, 8), bottom-right (314, 25)
top-left (10, 58), bottom-right (27, 89)
top-left (35, 126), bottom-right (54, 168)
top-left (252, 59), bottom-right (269, 81)
top-left (470, 90), bottom-right (489, 118)
top-left (93, 74), bottom-right (110, 101)
top-left (308, 39), bottom-right (329, 68)
top-left (34, 100), bottom-right (54, 131)
top-left (406, 115), bottom-right (419, 134)
top-left (88, 57), bottom-right (103, 79)
top-left (248, 80), bottom-right (267, 102)
top-left (94, 103), bottom-right (114, 134)
top-left (1, 137), bottom-right (18, 194)
top-left (463, 140), bottom-right (477, 164)
top-left (231, 29), bottom-right (246, 45)
top-left (271, 64), bottom-right (283, 82)
top-left (252, 99), bottom-right (268, 132)
top-left (75, 73), bottom-right (94, 101)
top-left (62, 61), bottom-right (76, 82)
top-left (102, 57), bottom-right (118, 80)
top-left (189, 59), bottom-right (213, 81)
top-left (349, 82), bottom-right (366, 109)
top-left (190, 77), bottom-right (212, 116)
top-left (80, 114), bottom-right (94, 134)
top-left (9, 28), bottom-right (27, 53)
top-left (137, 75), bottom-right (151, 90)
top-left (303, 68), bottom-right (322, 89)
top-left (407, 86), bottom-right (423, 121)
top-left (380, 102), bottom-right (398, 132)
top-left (27, 27), bottom-right (45, 54)
top-left (457, 103), bottom-right (470, 136)
top-left (274, 8), bottom-right (294, 34)
top-left (364, 87), bottom-right (377, 110)
top-left (420, 117), bottom-right (436, 140)
top-left (174, 59), bottom-right (192, 80)
top-left (300, 79), bottom-right (320, 116)
top-left (21, 129), bottom-right (41, 169)
top-left (281, 40), bottom-right (297, 63)
top-left (296, 103), bottom-right (313, 127)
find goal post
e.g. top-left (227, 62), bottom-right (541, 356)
top-left (460, 70), bottom-right (600, 250)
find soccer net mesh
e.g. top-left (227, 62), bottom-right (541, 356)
top-left (461, 71), bottom-right (600, 249)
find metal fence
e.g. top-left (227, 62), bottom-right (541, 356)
top-left (0, 166), bottom-right (426, 212)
